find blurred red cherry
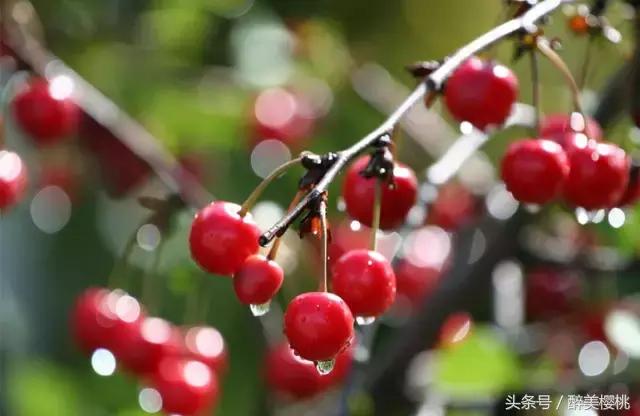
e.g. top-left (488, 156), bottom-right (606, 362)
top-left (540, 113), bottom-right (602, 143)
top-left (152, 357), bottom-right (219, 416)
top-left (327, 219), bottom-right (370, 268)
top-left (113, 317), bottom-right (183, 376)
top-left (617, 162), bottom-right (640, 207)
top-left (394, 259), bottom-right (442, 308)
top-left (251, 87), bottom-right (316, 147)
top-left (12, 78), bottom-right (79, 146)
top-left (40, 164), bottom-right (79, 201)
top-left (426, 182), bottom-right (476, 230)
top-left (526, 268), bottom-right (582, 321)
top-left (183, 326), bottom-right (229, 375)
top-left (438, 312), bottom-right (473, 348)
top-left (0, 150), bottom-right (28, 210)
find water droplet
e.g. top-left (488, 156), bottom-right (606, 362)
top-left (587, 209), bottom-right (606, 223)
top-left (315, 359), bottom-right (335, 375)
top-left (356, 316), bottom-right (376, 326)
top-left (249, 302), bottom-right (271, 317)
top-left (523, 204), bottom-right (540, 213)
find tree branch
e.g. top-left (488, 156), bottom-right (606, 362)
top-left (259, 0), bottom-right (570, 247)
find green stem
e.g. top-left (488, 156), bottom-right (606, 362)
top-left (239, 156), bottom-right (304, 217)
top-left (267, 190), bottom-right (304, 261)
top-left (530, 50), bottom-right (542, 136)
top-left (319, 199), bottom-right (329, 293)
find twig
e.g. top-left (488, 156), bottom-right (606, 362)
top-left (259, 0), bottom-right (570, 247)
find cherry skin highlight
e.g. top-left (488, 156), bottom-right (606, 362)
top-left (189, 201), bottom-right (261, 276)
top-left (0, 150), bottom-right (28, 210)
top-left (563, 140), bottom-right (630, 209)
top-left (501, 138), bottom-right (569, 204)
top-left (151, 357), bottom-right (219, 416)
top-left (233, 254), bottom-right (284, 305)
top-left (332, 249), bottom-right (396, 319)
top-left (540, 113), bottom-right (603, 144)
top-left (12, 78), bottom-right (79, 145)
top-left (342, 156), bottom-right (417, 230)
top-left (444, 56), bottom-right (518, 130)
top-left (112, 316), bottom-right (183, 376)
top-left (284, 292), bottom-right (354, 362)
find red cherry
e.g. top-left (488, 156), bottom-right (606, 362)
top-left (501, 139), bottom-right (569, 204)
top-left (189, 201), bottom-right (261, 276)
top-left (233, 254), bottom-right (284, 305)
top-left (113, 317), bottom-right (183, 376)
top-left (540, 113), bottom-right (603, 143)
top-left (265, 342), bottom-right (326, 399)
top-left (444, 56), bottom-right (518, 130)
top-left (342, 156), bottom-right (418, 230)
top-left (426, 182), bottom-right (476, 230)
top-left (251, 87), bottom-right (316, 146)
top-left (438, 312), bottom-right (473, 348)
top-left (152, 357), bottom-right (219, 416)
top-left (284, 292), bottom-right (354, 362)
top-left (70, 289), bottom-right (143, 353)
top-left (12, 78), bottom-right (79, 145)
top-left (183, 326), bottom-right (229, 375)
top-left (265, 342), bottom-right (353, 400)
top-left (332, 249), bottom-right (396, 318)
top-left (394, 259), bottom-right (442, 307)
top-left (564, 141), bottom-right (630, 209)
top-left (617, 163), bottom-right (640, 206)
top-left (526, 268), bottom-right (582, 321)
top-left (0, 150), bottom-right (28, 210)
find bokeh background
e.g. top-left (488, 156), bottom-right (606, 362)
top-left (2, 0), bottom-right (640, 415)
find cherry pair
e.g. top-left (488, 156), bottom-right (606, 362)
top-left (71, 288), bottom-right (226, 415)
top-left (502, 115), bottom-right (630, 209)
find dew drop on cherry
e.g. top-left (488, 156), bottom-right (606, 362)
top-left (314, 358), bottom-right (335, 375)
top-left (249, 302), bottom-right (271, 317)
top-left (356, 316), bottom-right (376, 326)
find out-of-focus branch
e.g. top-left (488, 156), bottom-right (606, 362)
top-left (2, 2), bottom-right (212, 209)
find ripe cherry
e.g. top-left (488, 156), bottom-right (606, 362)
top-left (113, 317), bottom-right (183, 376)
top-left (265, 342), bottom-right (353, 400)
top-left (152, 357), bottom-right (219, 416)
top-left (70, 288), bottom-right (143, 353)
top-left (332, 249), bottom-right (396, 319)
top-left (284, 292), bottom-right (354, 362)
top-left (526, 268), bottom-right (582, 321)
top-left (564, 140), bottom-right (630, 209)
top-left (444, 56), bottom-right (518, 130)
top-left (540, 113), bottom-right (603, 144)
top-left (189, 201), bottom-right (261, 276)
top-left (233, 254), bottom-right (284, 305)
top-left (342, 156), bottom-right (418, 230)
top-left (0, 150), bottom-right (28, 210)
top-left (12, 78), bottom-right (79, 145)
top-left (426, 182), bottom-right (476, 230)
top-left (183, 326), bottom-right (229, 375)
top-left (501, 139), bottom-right (569, 204)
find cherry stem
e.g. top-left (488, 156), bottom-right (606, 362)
top-left (530, 49), bottom-right (542, 135)
top-left (267, 190), bottom-right (305, 261)
top-left (239, 156), bottom-right (304, 217)
top-left (108, 231), bottom-right (139, 290)
top-left (370, 179), bottom-right (382, 252)
top-left (319, 199), bottom-right (329, 293)
top-left (259, 0), bottom-right (566, 247)
top-left (578, 36), bottom-right (595, 91)
top-left (536, 37), bottom-right (588, 132)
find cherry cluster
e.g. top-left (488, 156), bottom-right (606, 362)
top-left (71, 287), bottom-right (226, 415)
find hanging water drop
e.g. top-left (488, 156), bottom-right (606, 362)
top-left (249, 302), bottom-right (271, 317)
top-left (356, 316), bottom-right (376, 326)
top-left (523, 204), bottom-right (540, 213)
top-left (315, 359), bottom-right (335, 375)
top-left (586, 209), bottom-right (606, 223)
